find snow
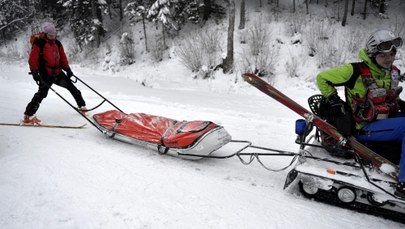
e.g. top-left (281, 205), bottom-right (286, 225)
top-left (380, 163), bottom-right (397, 174)
top-left (1, 1), bottom-right (405, 228)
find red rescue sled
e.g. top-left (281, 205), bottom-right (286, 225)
top-left (93, 110), bottom-right (232, 159)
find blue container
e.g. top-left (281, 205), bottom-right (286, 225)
top-left (295, 119), bottom-right (306, 135)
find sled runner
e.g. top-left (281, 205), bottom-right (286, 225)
top-left (92, 110), bottom-right (232, 160)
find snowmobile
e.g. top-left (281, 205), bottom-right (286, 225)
top-left (241, 73), bottom-right (405, 222)
top-left (284, 108), bottom-right (405, 222)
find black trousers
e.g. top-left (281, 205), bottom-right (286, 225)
top-left (24, 72), bottom-right (86, 116)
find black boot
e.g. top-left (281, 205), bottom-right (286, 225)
top-left (395, 182), bottom-right (405, 199)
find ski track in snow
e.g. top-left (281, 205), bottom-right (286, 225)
top-left (0, 63), bottom-right (403, 228)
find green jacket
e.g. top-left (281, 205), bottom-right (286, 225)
top-left (316, 48), bottom-right (393, 130)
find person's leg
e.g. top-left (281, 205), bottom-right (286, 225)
top-left (24, 76), bottom-right (53, 116)
top-left (355, 118), bottom-right (405, 142)
top-left (399, 139), bottom-right (405, 182)
top-left (55, 73), bottom-right (86, 107)
top-left (355, 118), bottom-right (405, 194)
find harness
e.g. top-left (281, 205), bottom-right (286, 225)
top-left (351, 63), bottom-right (400, 122)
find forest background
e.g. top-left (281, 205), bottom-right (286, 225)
top-left (0, 0), bottom-right (404, 83)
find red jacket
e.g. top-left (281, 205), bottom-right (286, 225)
top-left (29, 35), bottom-right (69, 77)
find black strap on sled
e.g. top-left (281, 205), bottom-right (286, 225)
top-left (157, 120), bottom-right (179, 155)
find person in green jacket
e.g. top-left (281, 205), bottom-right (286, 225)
top-left (316, 30), bottom-right (405, 198)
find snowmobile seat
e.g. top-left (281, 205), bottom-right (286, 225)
top-left (308, 94), bottom-right (353, 158)
top-left (308, 94), bottom-right (324, 141)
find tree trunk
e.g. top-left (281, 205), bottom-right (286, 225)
top-left (162, 22), bottom-right (167, 50)
top-left (363, 0), bottom-right (368, 20)
top-left (238, 0), bottom-right (245, 30)
top-left (379, 0), bottom-right (385, 14)
top-left (203, 0), bottom-right (212, 21)
top-left (305, 0), bottom-right (309, 14)
top-left (342, 0), bottom-right (349, 26)
top-left (91, 0), bottom-right (100, 48)
top-left (292, 0), bottom-right (296, 13)
top-left (142, 14), bottom-right (148, 52)
top-left (119, 0), bottom-right (123, 21)
top-left (222, 0), bottom-right (235, 74)
top-left (351, 0), bottom-right (355, 16)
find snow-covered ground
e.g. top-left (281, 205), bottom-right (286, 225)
top-left (0, 60), bottom-right (404, 229)
top-left (1, 0), bottom-right (405, 227)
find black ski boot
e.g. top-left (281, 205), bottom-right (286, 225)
top-left (395, 182), bottom-right (405, 199)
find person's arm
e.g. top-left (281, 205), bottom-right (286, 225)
top-left (28, 44), bottom-right (41, 73)
top-left (57, 41), bottom-right (70, 70)
top-left (316, 63), bottom-right (355, 97)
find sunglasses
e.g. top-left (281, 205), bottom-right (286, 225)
top-left (377, 37), bottom-right (403, 52)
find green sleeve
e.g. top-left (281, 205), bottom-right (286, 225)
top-left (316, 64), bottom-right (354, 97)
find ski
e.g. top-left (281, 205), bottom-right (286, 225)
top-left (0, 122), bottom-right (87, 129)
top-left (242, 73), bottom-right (399, 179)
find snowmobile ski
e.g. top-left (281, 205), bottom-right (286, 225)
top-left (242, 73), bottom-right (399, 179)
top-left (0, 122), bottom-right (87, 129)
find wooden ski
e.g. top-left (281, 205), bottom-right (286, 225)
top-left (0, 122), bottom-right (87, 129)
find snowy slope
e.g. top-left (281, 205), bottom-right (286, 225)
top-left (0, 61), bottom-right (404, 229)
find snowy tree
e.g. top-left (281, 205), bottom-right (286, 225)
top-left (146, 0), bottom-right (224, 31)
top-left (58, 0), bottom-right (107, 49)
top-left (125, 1), bottom-right (151, 52)
top-left (147, 0), bottom-right (177, 29)
top-left (0, 0), bottom-right (34, 42)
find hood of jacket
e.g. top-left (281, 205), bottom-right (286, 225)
top-left (358, 48), bottom-right (387, 76)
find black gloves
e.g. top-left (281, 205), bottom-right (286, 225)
top-left (325, 92), bottom-right (346, 117)
top-left (66, 68), bottom-right (74, 78)
top-left (32, 72), bottom-right (40, 82)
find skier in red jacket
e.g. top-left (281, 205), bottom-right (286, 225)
top-left (23, 22), bottom-right (87, 124)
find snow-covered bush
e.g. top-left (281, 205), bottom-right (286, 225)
top-left (175, 28), bottom-right (222, 75)
top-left (286, 13), bottom-right (305, 36)
top-left (66, 41), bottom-right (82, 63)
top-left (119, 32), bottom-right (135, 65)
top-left (344, 28), bottom-right (363, 55)
top-left (286, 55), bottom-right (299, 78)
top-left (175, 37), bottom-right (203, 72)
top-left (305, 19), bottom-right (332, 57)
top-left (303, 18), bottom-right (349, 68)
top-left (102, 52), bottom-right (117, 73)
top-left (150, 36), bottom-right (165, 62)
top-left (391, 14), bottom-right (405, 40)
top-left (240, 18), bottom-right (277, 77)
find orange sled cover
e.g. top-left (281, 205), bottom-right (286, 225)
top-left (93, 110), bottom-right (231, 151)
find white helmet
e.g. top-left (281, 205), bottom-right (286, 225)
top-left (365, 30), bottom-right (403, 56)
